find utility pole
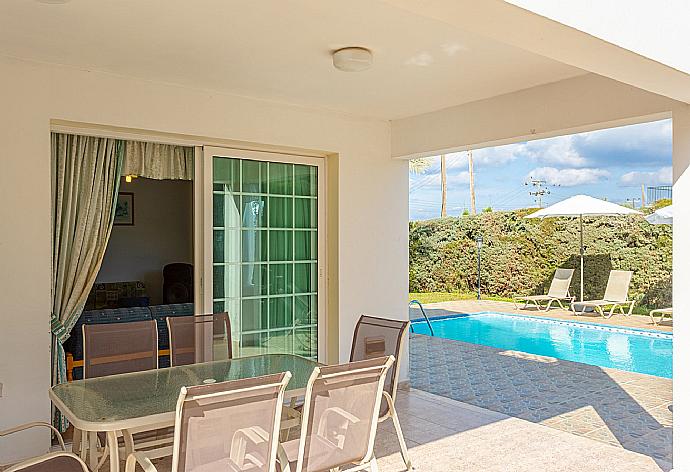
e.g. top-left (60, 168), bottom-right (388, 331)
top-left (525, 178), bottom-right (551, 208)
top-left (468, 150), bottom-right (476, 215)
top-left (640, 184), bottom-right (646, 208)
top-left (627, 198), bottom-right (641, 209)
top-left (440, 154), bottom-right (447, 217)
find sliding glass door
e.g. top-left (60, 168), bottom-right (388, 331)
top-left (202, 147), bottom-right (323, 360)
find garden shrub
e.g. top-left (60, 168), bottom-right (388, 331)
top-left (409, 211), bottom-right (672, 309)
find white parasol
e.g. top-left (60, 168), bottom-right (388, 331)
top-left (526, 195), bottom-right (641, 301)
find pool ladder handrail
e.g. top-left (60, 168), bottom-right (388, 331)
top-left (409, 299), bottom-right (434, 336)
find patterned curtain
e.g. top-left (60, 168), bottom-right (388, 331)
top-left (122, 141), bottom-right (193, 180)
top-left (51, 133), bottom-right (123, 429)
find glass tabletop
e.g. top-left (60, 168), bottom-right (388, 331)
top-left (51, 354), bottom-right (318, 426)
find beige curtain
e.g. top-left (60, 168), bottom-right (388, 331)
top-left (51, 133), bottom-right (123, 428)
top-left (122, 141), bottom-right (193, 180)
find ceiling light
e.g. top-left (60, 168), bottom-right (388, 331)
top-left (332, 47), bottom-right (373, 72)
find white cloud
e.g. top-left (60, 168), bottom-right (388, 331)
top-left (527, 167), bottom-right (610, 187)
top-left (470, 147), bottom-right (519, 167)
top-left (447, 171), bottom-right (470, 185)
top-left (619, 166), bottom-right (672, 187)
top-left (517, 136), bottom-right (589, 167)
top-left (577, 119), bottom-right (671, 150)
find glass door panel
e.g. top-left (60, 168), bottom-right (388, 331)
top-left (211, 156), bottom-right (319, 359)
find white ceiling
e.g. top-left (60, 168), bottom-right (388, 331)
top-left (0, 0), bottom-right (585, 120)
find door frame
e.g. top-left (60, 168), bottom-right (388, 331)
top-left (196, 146), bottom-right (327, 362)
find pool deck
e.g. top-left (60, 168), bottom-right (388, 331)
top-left (410, 299), bottom-right (673, 333)
top-left (410, 328), bottom-right (673, 466)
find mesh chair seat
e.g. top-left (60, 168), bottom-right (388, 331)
top-left (14, 455), bottom-right (86, 472)
top-left (166, 313), bottom-right (232, 367)
top-left (282, 429), bottom-right (365, 471)
top-left (82, 319), bottom-right (158, 378)
top-left (349, 315), bottom-right (412, 470)
top-left (350, 315), bottom-right (409, 417)
top-left (0, 423), bottom-right (88, 472)
top-left (81, 320), bottom-right (160, 465)
top-left (289, 357), bottom-right (394, 472)
top-left (169, 373), bottom-right (289, 472)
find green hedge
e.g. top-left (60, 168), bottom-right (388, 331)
top-left (409, 210), bottom-right (672, 309)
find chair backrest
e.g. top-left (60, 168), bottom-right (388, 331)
top-left (167, 313), bottom-right (232, 367)
top-left (546, 268), bottom-right (575, 298)
top-left (295, 357), bottom-right (394, 472)
top-left (350, 315), bottom-right (409, 416)
top-left (171, 372), bottom-right (291, 472)
top-left (603, 270), bottom-right (633, 302)
top-left (82, 320), bottom-right (158, 379)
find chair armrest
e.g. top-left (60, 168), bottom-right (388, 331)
top-left (5, 452), bottom-right (88, 472)
top-left (125, 451), bottom-right (159, 472)
top-left (0, 422), bottom-right (66, 451)
top-left (321, 407), bottom-right (361, 426)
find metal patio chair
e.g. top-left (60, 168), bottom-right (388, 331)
top-left (125, 372), bottom-right (292, 472)
top-left (0, 422), bottom-right (89, 472)
top-left (81, 320), bottom-right (159, 469)
top-left (350, 315), bottom-right (412, 470)
top-left (166, 313), bottom-right (232, 366)
top-left (280, 357), bottom-right (395, 472)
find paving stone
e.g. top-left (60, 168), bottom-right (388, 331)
top-left (409, 333), bottom-right (673, 463)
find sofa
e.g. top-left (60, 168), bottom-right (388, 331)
top-left (84, 281), bottom-right (149, 310)
top-left (63, 302), bottom-right (194, 380)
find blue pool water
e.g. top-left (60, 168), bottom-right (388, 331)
top-left (412, 313), bottom-right (673, 378)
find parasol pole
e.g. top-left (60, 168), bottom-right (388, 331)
top-left (579, 214), bottom-right (584, 301)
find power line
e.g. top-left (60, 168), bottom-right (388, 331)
top-left (408, 154), bottom-right (465, 194)
top-left (524, 178), bottom-right (555, 208)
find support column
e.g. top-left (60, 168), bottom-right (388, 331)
top-left (673, 104), bottom-right (690, 472)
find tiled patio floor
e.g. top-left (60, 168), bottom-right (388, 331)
top-left (110, 388), bottom-right (668, 472)
top-left (410, 333), bottom-right (673, 466)
top-left (1, 385), bottom-right (666, 471)
top-left (410, 299), bottom-right (673, 333)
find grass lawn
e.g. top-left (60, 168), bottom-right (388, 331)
top-left (409, 292), bottom-right (655, 316)
top-left (409, 292), bottom-right (513, 304)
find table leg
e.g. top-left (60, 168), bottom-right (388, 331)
top-left (123, 429), bottom-right (135, 456)
top-left (79, 430), bottom-right (88, 461)
top-left (88, 431), bottom-right (99, 471)
top-left (72, 428), bottom-right (82, 454)
top-left (107, 431), bottom-right (120, 472)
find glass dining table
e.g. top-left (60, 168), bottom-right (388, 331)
top-left (50, 354), bottom-right (319, 472)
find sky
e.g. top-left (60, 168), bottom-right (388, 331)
top-left (409, 119), bottom-right (672, 221)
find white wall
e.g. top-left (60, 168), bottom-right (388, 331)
top-left (507, 0), bottom-right (690, 77)
top-left (392, 73), bottom-right (676, 159)
top-left (0, 56), bottom-right (408, 463)
top-left (384, 0), bottom-right (690, 104)
top-left (96, 177), bottom-right (193, 305)
top-left (673, 105), bottom-right (690, 471)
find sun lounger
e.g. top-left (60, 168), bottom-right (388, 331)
top-left (574, 270), bottom-right (634, 319)
top-left (515, 268), bottom-right (575, 311)
top-left (649, 307), bottom-right (672, 325)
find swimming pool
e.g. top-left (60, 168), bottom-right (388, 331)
top-left (411, 313), bottom-right (673, 378)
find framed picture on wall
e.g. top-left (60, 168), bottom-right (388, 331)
top-left (114, 192), bottom-right (134, 226)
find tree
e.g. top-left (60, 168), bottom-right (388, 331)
top-left (409, 156), bottom-right (447, 218)
top-left (409, 157), bottom-right (433, 174)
